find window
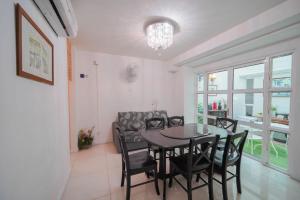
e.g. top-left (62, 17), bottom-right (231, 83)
top-left (234, 63), bottom-right (264, 90)
top-left (233, 63), bottom-right (264, 125)
top-left (197, 74), bottom-right (204, 92)
top-left (237, 124), bottom-right (264, 159)
top-left (196, 53), bottom-right (293, 171)
top-left (271, 92), bottom-right (290, 129)
top-left (197, 94), bottom-right (204, 124)
top-left (208, 71), bottom-right (228, 91)
top-left (270, 54), bottom-right (292, 130)
top-left (196, 74), bottom-right (204, 124)
top-left (272, 55), bottom-right (292, 88)
top-left (233, 93), bottom-right (263, 124)
top-left (269, 131), bottom-right (288, 170)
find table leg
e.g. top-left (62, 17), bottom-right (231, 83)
top-left (161, 149), bottom-right (167, 200)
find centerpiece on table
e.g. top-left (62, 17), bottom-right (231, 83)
top-left (78, 126), bottom-right (95, 150)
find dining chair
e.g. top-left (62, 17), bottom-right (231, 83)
top-left (146, 117), bottom-right (165, 130)
top-left (118, 130), bottom-right (160, 200)
top-left (169, 135), bottom-right (220, 200)
top-left (216, 117), bottom-right (238, 133)
top-left (167, 116), bottom-right (185, 155)
top-left (212, 130), bottom-right (248, 200)
top-left (167, 116), bottom-right (184, 128)
top-left (216, 117), bottom-right (238, 150)
top-left (145, 117), bottom-right (165, 160)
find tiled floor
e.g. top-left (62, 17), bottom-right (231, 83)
top-left (62, 143), bottom-right (300, 200)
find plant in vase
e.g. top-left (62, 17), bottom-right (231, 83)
top-left (271, 106), bottom-right (277, 117)
top-left (78, 126), bottom-right (95, 150)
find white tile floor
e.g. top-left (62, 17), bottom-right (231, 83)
top-left (62, 143), bottom-right (300, 200)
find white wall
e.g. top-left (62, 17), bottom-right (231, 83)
top-left (0, 1), bottom-right (70, 200)
top-left (72, 50), bottom-right (182, 146)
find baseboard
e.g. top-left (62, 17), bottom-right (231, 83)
top-left (57, 165), bottom-right (71, 200)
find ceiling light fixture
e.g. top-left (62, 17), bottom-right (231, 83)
top-left (146, 22), bottom-right (174, 51)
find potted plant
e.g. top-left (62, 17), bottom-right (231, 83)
top-left (271, 106), bottom-right (277, 117)
top-left (78, 126), bottom-right (95, 150)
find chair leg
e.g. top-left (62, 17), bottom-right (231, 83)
top-left (169, 164), bottom-right (173, 188)
top-left (145, 171), bottom-right (150, 178)
top-left (208, 169), bottom-right (214, 200)
top-left (154, 168), bottom-right (160, 195)
top-left (126, 175), bottom-right (131, 200)
top-left (221, 171), bottom-right (228, 200)
top-left (196, 174), bottom-right (200, 182)
top-left (187, 176), bottom-right (192, 200)
top-left (121, 160), bottom-right (125, 187)
top-left (180, 148), bottom-right (184, 155)
top-left (236, 163), bottom-right (242, 193)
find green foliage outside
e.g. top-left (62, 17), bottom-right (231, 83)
top-left (243, 139), bottom-right (288, 170)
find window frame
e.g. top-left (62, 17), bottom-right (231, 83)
top-left (194, 51), bottom-right (294, 172)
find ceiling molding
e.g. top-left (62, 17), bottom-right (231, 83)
top-left (174, 14), bottom-right (300, 68)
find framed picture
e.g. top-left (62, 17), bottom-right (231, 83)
top-left (16, 4), bottom-right (54, 85)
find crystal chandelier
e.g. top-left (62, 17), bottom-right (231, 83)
top-left (146, 22), bottom-right (174, 51)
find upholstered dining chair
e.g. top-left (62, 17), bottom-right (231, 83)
top-left (169, 135), bottom-right (220, 200)
top-left (118, 130), bottom-right (160, 200)
top-left (212, 130), bottom-right (248, 200)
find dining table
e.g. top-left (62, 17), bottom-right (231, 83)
top-left (141, 123), bottom-right (232, 200)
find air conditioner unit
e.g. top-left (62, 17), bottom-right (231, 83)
top-left (33, 0), bottom-right (78, 38)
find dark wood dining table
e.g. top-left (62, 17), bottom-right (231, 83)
top-left (141, 123), bottom-right (232, 200)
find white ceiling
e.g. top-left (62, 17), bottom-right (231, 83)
top-left (71, 0), bottom-right (285, 60)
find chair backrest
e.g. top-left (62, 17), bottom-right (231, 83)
top-left (222, 130), bottom-right (248, 168)
top-left (167, 116), bottom-right (184, 128)
top-left (116, 128), bottom-right (130, 170)
top-left (145, 117), bottom-right (165, 130)
top-left (187, 135), bottom-right (220, 176)
top-left (216, 117), bottom-right (238, 133)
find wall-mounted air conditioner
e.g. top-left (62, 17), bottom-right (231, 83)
top-left (33, 0), bottom-right (78, 38)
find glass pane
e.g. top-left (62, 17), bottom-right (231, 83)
top-left (233, 93), bottom-right (263, 125)
top-left (197, 74), bottom-right (204, 92)
top-left (237, 124), bottom-right (263, 159)
top-left (234, 63), bottom-right (264, 90)
top-left (208, 71), bottom-right (228, 91)
top-left (207, 94), bottom-right (227, 125)
top-left (197, 94), bottom-right (204, 124)
top-left (271, 92), bottom-right (290, 129)
top-left (272, 55), bottom-right (292, 88)
top-left (269, 131), bottom-right (288, 170)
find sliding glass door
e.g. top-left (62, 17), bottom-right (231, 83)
top-left (196, 53), bottom-right (293, 171)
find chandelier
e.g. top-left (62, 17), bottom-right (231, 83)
top-left (146, 22), bottom-right (174, 51)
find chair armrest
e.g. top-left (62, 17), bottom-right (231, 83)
top-left (112, 121), bottom-right (122, 153)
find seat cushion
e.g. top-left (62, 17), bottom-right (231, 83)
top-left (170, 153), bottom-right (211, 173)
top-left (129, 151), bottom-right (157, 170)
top-left (214, 150), bottom-right (239, 167)
top-left (123, 130), bottom-right (144, 143)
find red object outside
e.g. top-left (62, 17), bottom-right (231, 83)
top-left (212, 101), bottom-right (217, 110)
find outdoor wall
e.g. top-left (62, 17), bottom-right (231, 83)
top-left (72, 50), bottom-right (182, 147)
top-left (0, 1), bottom-right (70, 200)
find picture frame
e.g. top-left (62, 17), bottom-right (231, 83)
top-left (16, 4), bottom-right (54, 85)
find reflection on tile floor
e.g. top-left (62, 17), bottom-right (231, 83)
top-left (62, 143), bottom-right (300, 200)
